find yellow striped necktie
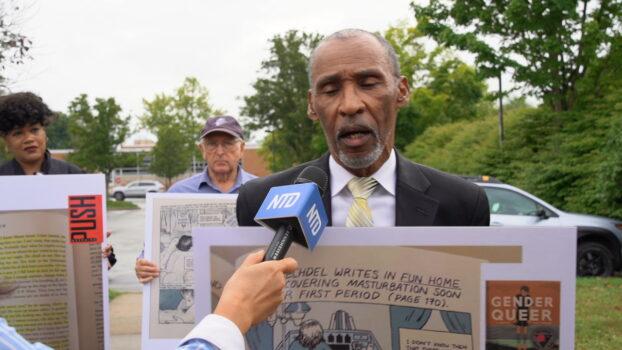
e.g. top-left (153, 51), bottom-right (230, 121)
top-left (346, 177), bottom-right (379, 227)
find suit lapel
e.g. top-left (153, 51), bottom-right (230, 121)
top-left (307, 153), bottom-right (332, 226)
top-left (395, 153), bottom-right (439, 226)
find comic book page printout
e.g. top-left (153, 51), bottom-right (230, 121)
top-left (192, 226), bottom-right (576, 350)
top-left (0, 174), bottom-right (109, 350)
top-left (141, 193), bottom-right (237, 350)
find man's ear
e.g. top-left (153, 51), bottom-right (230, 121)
top-left (307, 90), bottom-right (319, 121)
top-left (396, 76), bottom-right (410, 108)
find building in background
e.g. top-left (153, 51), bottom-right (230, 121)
top-left (50, 139), bottom-right (270, 189)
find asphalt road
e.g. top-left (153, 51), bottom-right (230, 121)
top-left (107, 198), bottom-right (146, 292)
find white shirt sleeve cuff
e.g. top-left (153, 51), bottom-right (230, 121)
top-left (180, 314), bottom-right (245, 349)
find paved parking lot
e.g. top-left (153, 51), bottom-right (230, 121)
top-left (108, 198), bottom-right (146, 292)
top-left (107, 198), bottom-right (146, 349)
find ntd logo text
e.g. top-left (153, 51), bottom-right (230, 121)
top-left (266, 192), bottom-right (300, 210)
top-left (306, 203), bottom-right (322, 236)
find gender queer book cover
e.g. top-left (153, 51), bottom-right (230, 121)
top-left (486, 281), bottom-right (560, 350)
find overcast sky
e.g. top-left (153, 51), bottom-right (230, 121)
top-left (6, 0), bottom-right (418, 140)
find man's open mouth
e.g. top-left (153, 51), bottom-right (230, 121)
top-left (338, 127), bottom-right (374, 147)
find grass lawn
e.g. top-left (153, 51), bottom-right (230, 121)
top-left (106, 199), bottom-right (139, 210)
top-left (575, 277), bottom-right (622, 349)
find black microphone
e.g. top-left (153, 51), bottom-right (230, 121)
top-left (254, 166), bottom-right (329, 261)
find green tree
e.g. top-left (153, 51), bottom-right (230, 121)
top-left (0, 2), bottom-right (31, 90)
top-left (142, 77), bottom-right (219, 178)
top-left (67, 94), bottom-right (129, 193)
top-left (584, 36), bottom-right (622, 218)
top-left (384, 25), bottom-right (428, 150)
top-left (409, 58), bottom-right (487, 139)
top-left (413, 0), bottom-right (622, 112)
top-left (404, 36), bottom-right (622, 220)
top-left (384, 25), bottom-right (488, 148)
top-left (384, 24), bottom-right (428, 86)
top-left (46, 113), bottom-right (72, 149)
top-left (242, 30), bottom-right (326, 171)
top-left (150, 125), bottom-right (192, 187)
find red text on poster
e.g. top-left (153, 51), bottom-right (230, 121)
top-left (68, 194), bottom-right (103, 244)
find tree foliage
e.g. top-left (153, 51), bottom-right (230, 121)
top-left (115, 151), bottom-right (148, 168)
top-left (406, 58), bottom-right (488, 141)
top-left (384, 25), bottom-right (489, 149)
top-left (406, 105), bottom-right (622, 220)
top-left (67, 94), bottom-right (129, 190)
top-left (150, 125), bottom-right (192, 187)
top-left (46, 113), bottom-right (72, 149)
top-left (413, 0), bottom-right (622, 112)
top-left (142, 77), bottom-right (218, 178)
top-left (142, 77), bottom-right (218, 151)
top-left (406, 35), bottom-right (622, 220)
top-left (0, 2), bottom-right (31, 90)
top-left (242, 30), bottom-right (326, 172)
top-left (384, 24), bottom-right (428, 85)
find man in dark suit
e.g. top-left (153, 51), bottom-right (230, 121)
top-left (237, 29), bottom-right (489, 227)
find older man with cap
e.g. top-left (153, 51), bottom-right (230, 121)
top-left (135, 115), bottom-right (257, 283)
top-left (168, 115), bottom-right (257, 193)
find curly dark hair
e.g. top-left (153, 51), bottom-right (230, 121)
top-left (0, 92), bottom-right (55, 135)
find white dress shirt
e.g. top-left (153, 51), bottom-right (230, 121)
top-left (330, 150), bottom-right (396, 226)
top-left (180, 314), bottom-right (244, 349)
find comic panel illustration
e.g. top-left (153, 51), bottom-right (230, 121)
top-left (212, 245), bottom-right (485, 350)
top-left (156, 200), bottom-right (236, 325)
top-left (159, 288), bottom-right (195, 324)
top-left (247, 302), bottom-right (474, 350)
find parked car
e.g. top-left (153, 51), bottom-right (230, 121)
top-left (111, 180), bottom-right (164, 201)
top-left (467, 176), bottom-right (622, 277)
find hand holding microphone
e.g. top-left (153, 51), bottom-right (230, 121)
top-left (214, 250), bottom-right (298, 333)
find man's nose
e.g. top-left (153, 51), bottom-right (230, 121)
top-left (214, 144), bottom-right (226, 154)
top-left (338, 84), bottom-right (365, 117)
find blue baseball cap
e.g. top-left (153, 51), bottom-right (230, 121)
top-left (200, 116), bottom-right (244, 140)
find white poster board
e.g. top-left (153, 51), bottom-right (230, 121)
top-left (141, 193), bottom-right (238, 350)
top-left (0, 174), bottom-right (110, 350)
top-left (193, 226), bottom-right (576, 350)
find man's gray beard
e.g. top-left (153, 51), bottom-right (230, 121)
top-left (336, 135), bottom-right (384, 170)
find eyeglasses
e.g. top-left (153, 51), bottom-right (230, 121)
top-left (203, 139), bottom-right (240, 152)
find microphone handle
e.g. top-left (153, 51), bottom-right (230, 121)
top-left (263, 224), bottom-right (294, 261)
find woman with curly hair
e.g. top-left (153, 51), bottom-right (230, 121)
top-left (0, 92), bottom-right (119, 267)
top-left (0, 92), bottom-right (82, 175)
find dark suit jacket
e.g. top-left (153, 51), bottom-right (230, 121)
top-left (236, 152), bottom-right (490, 226)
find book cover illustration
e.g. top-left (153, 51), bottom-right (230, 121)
top-left (486, 281), bottom-right (560, 350)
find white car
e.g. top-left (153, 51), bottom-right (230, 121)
top-left (470, 177), bottom-right (622, 277)
top-left (111, 180), bottom-right (164, 200)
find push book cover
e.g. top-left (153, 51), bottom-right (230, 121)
top-left (486, 281), bottom-right (560, 350)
